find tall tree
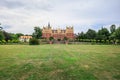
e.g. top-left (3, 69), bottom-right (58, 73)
top-left (32, 27), bottom-right (42, 39)
top-left (110, 24), bottom-right (116, 34)
top-left (3, 31), bottom-right (11, 41)
top-left (109, 24), bottom-right (116, 44)
top-left (77, 32), bottom-right (86, 41)
top-left (80, 32), bottom-right (86, 39)
top-left (115, 27), bottom-right (120, 39)
top-left (9, 33), bottom-right (21, 40)
top-left (97, 27), bottom-right (110, 42)
top-left (86, 29), bottom-right (96, 39)
top-left (16, 33), bottom-right (24, 38)
top-left (109, 32), bottom-right (116, 44)
top-left (0, 31), bottom-right (4, 40)
top-left (0, 23), bottom-right (3, 30)
top-left (0, 24), bottom-right (4, 40)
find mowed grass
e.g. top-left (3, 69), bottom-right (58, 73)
top-left (0, 45), bottom-right (120, 80)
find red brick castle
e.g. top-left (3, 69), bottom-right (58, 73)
top-left (42, 23), bottom-right (74, 40)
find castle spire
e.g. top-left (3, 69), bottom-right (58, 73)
top-left (48, 22), bottom-right (50, 28)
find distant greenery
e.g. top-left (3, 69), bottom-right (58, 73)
top-left (0, 31), bottom-right (23, 44)
top-left (0, 23), bottom-right (24, 44)
top-left (32, 27), bottom-right (42, 39)
top-left (64, 36), bottom-right (68, 41)
top-left (49, 36), bottom-right (54, 41)
top-left (0, 31), bottom-right (4, 41)
top-left (29, 38), bottom-right (39, 45)
top-left (0, 45), bottom-right (120, 80)
top-left (0, 23), bottom-right (120, 44)
top-left (76, 24), bottom-right (120, 44)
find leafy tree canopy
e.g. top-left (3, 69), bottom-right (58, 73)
top-left (32, 27), bottom-right (42, 39)
top-left (0, 31), bottom-right (4, 40)
top-left (97, 27), bottom-right (110, 40)
top-left (110, 24), bottom-right (116, 34)
top-left (115, 27), bottom-right (120, 39)
top-left (86, 29), bottom-right (96, 39)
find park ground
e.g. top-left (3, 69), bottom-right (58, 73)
top-left (0, 45), bottom-right (120, 80)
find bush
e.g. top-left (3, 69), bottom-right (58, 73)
top-left (64, 37), bottom-right (68, 41)
top-left (0, 40), bottom-right (2, 44)
top-left (12, 40), bottom-right (19, 43)
top-left (49, 37), bottom-right (54, 41)
top-left (2, 40), bottom-right (6, 44)
top-left (29, 38), bottom-right (39, 45)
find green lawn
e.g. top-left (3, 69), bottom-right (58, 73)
top-left (0, 45), bottom-right (120, 80)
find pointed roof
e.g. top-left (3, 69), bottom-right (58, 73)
top-left (48, 22), bottom-right (50, 28)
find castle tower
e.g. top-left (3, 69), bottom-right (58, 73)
top-left (66, 26), bottom-right (74, 39)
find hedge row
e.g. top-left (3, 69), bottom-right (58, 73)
top-left (0, 40), bottom-right (20, 44)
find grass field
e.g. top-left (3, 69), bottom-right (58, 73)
top-left (0, 45), bottom-right (120, 80)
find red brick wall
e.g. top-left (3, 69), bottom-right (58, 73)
top-left (42, 33), bottom-right (51, 38)
top-left (42, 33), bottom-right (74, 39)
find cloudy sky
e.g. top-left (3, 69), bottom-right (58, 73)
top-left (0, 0), bottom-right (120, 34)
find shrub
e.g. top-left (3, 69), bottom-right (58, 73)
top-left (49, 37), bottom-right (54, 41)
top-left (29, 38), bottom-right (39, 45)
top-left (2, 40), bottom-right (6, 44)
top-left (64, 37), bottom-right (68, 41)
top-left (0, 40), bottom-right (2, 44)
top-left (12, 40), bottom-right (19, 43)
top-left (8, 40), bottom-right (11, 43)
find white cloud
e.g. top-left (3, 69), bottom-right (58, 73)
top-left (0, 0), bottom-right (120, 34)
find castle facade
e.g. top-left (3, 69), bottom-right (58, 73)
top-left (42, 23), bottom-right (74, 40)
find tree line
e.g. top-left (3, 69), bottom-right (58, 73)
top-left (0, 23), bottom-right (120, 44)
top-left (76, 24), bottom-right (120, 44)
top-left (0, 24), bottom-right (24, 44)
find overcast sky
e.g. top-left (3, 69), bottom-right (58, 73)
top-left (0, 0), bottom-right (120, 34)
